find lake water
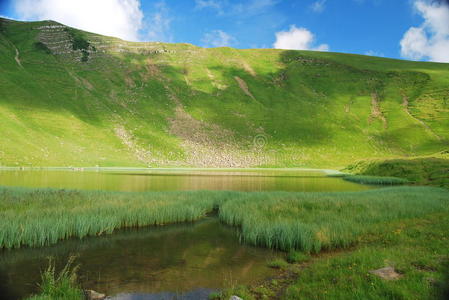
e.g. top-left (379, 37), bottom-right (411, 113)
top-left (0, 168), bottom-right (372, 192)
top-left (0, 218), bottom-right (280, 300)
top-left (0, 168), bottom-right (372, 299)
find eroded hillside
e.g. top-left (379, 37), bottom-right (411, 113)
top-left (0, 18), bottom-right (448, 167)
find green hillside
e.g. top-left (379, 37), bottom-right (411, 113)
top-left (0, 18), bottom-right (448, 168)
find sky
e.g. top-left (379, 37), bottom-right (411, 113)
top-left (0, 0), bottom-right (448, 62)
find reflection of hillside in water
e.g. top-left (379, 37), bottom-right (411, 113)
top-left (0, 218), bottom-right (279, 300)
top-left (0, 169), bottom-right (372, 192)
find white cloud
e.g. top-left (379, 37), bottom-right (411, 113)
top-left (400, 0), bottom-right (449, 62)
top-left (195, 0), bottom-right (278, 17)
top-left (201, 30), bottom-right (237, 47)
top-left (195, 0), bottom-right (223, 12)
top-left (232, 0), bottom-right (278, 16)
top-left (310, 0), bottom-right (326, 13)
top-left (14, 0), bottom-right (144, 41)
top-left (145, 1), bottom-right (173, 42)
top-left (273, 25), bottom-right (329, 51)
top-left (365, 50), bottom-right (385, 57)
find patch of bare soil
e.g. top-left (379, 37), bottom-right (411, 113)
top-left (242, 61), bottom-right (256, 77)
top-left (14, 47), bottom-right (23, 68)
top-left (368, 92), bottom-right (387, 128)
top-left (234, 76), bottom-right (256, 101)
top-left (143, 58), bottom-right (161, 81)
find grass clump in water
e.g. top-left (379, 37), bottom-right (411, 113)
top-left (343, 175), bottom-right (408, 185)
top-left (27, 256), bottom-right (83, 300)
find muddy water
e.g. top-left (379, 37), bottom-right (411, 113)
top-left (0, 218), bottom-right (280, 300)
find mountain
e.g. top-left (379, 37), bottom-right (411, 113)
top-left (0, 18), bottom-right (448, 168)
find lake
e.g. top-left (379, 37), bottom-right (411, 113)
top-left (0, 168), bottom-right (371, 192)
top-left (0, 168), bottom-right (372, 299)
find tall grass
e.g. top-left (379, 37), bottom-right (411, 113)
top-left (218, 187), bottom-right (449, 252)
top-left (343, 175), bottom-right (408, 185)
top-left (0, 187), bottom-right (230, 249)
top-left (27, 256), bottom-right (83, 300)
top-left (1, 186), bottom-right (447, 253)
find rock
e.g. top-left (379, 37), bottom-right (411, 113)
top-left (369, 266), bottom-right (402, 280)
top-left (229, 296), bottom-right (243, 300)
top-left (85, 289), bottom-right (106, 300)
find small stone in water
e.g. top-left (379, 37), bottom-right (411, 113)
top-left (85, 289), bottom-right (106, 300)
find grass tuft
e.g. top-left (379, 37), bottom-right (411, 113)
top-left (27, 256), bottom-right (83, 300)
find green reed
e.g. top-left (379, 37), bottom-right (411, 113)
top-left (343, 175), bottom-right (409, 185)
top-left (218, 187), bottom-right (448, 252)
top-left (27, 256), bottom-right (83, 300)
top-left (0, 187), bottom-right (229, 249)
top-left (1, 186), bottom-right (447, 253)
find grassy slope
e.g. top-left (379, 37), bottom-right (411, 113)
top-left (0, 18), bottom-right (448, 168)
top-left (345, 157), bottom-right (449, 188)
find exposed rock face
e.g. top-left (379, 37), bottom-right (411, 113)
top-left (229, 296), bottom-right (243, 300)
top-left (369, 266), bottom-right (402, 280)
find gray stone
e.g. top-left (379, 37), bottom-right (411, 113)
top-left (229, 296), bottom-right (243, 300)
top-left (369, 266), bottom-right (402, 280)
top-left (85, 290), bottom-right (106, 300)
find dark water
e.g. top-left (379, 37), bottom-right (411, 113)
top-left (0, 218), bottom-right (280, 300)
top-left (0, 168), bottom-right (371, 192)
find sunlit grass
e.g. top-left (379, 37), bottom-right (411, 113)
top-left (1, 186), bottom-right (447, 253)
top-left (26, 256), bottom-right (83, 300)
top-left (0, 187), bottom-right (228, 248)
top-left (219, 187), bottom-right (448, 252)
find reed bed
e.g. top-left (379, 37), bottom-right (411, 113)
top-left (1, 186), bottom-right (447, 253)
top-left (343, 175), bottom-right (408, 185)
top-left (219, 187), bottom-right (448, 252)
top-left (0, 187), bottom-right (230, 249)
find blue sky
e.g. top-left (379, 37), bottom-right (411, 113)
top-left (1, 0), bottom-right (448, 62)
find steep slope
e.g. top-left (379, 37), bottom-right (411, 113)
top-left (0, 18), bottom-right (448, 168)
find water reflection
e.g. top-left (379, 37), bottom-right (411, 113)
top-left (0, 218), bottom-right (279, 300)
top-left (0, 169), bottom-right (371, 192)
